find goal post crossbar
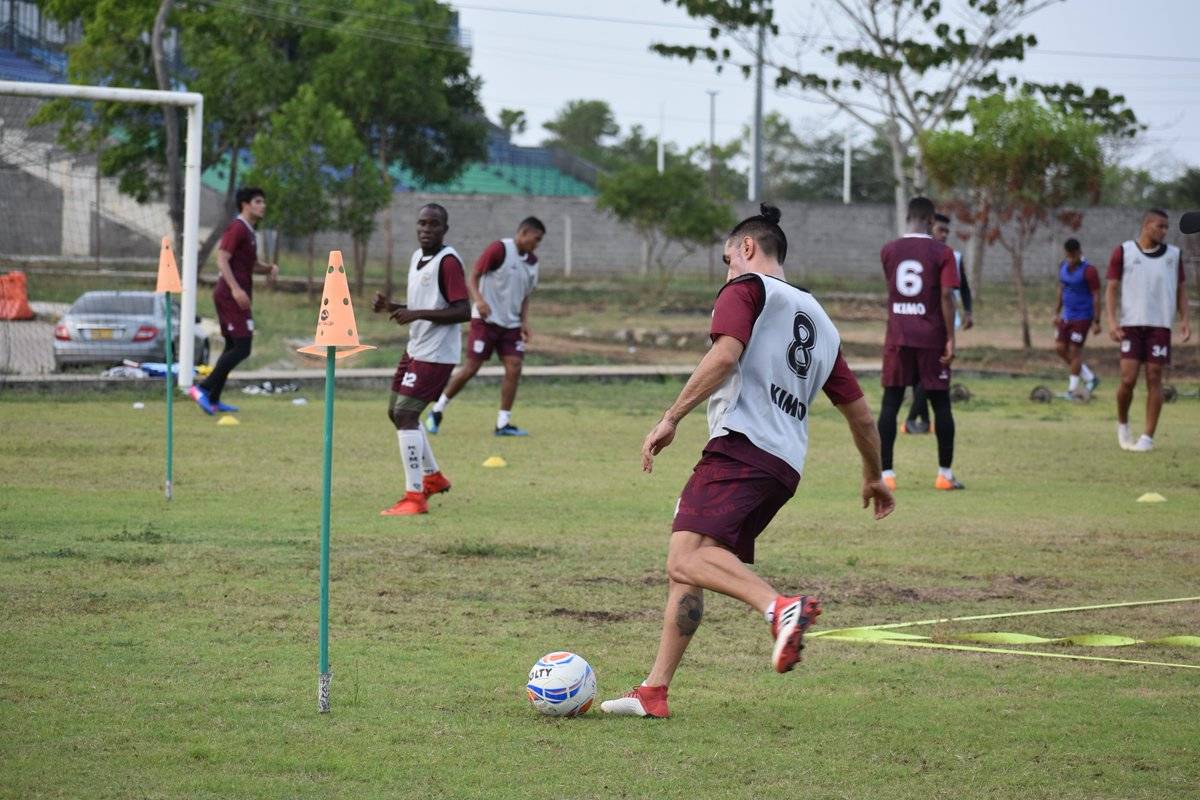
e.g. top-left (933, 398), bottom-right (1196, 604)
top-left (0, 79), bottom-right (204, 387)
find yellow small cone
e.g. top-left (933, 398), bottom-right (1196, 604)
top-left (482, 455), bottom-right (507, 468)
top-left (217, 415), bottom-right (240, 426)
top-left (1136, 492), bottom-right (1166, 503)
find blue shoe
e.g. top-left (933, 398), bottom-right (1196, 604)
top-left (424, 410), bottom-right (442, 434)
top-left (495, 423), bottom-right (528, 437)
top-left (188, 385), bottom-right (214, 416)
top-left (215, 401), bottom-right (239, 413)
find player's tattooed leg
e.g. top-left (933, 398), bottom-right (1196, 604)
top-left (675, 590), bottom-right (704, 636)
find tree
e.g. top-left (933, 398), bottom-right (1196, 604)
top-left (36, 0), bottom-right (307, 265)
top-left (542, 100), bottom-right (620, 164)
top-left (924, 95), bottom-right (1104, 349)
top-left (597, 162), bottom-right (734, 287)
top-left (499, 108), bottom-right (527, 138)
top-left (1162, 168), bottom-right (1200, 209)
top-left (1099, 165), bottom-right (1167, 208)
top-left (314, 0), bottom-right (486, 297)
top-left (752, 112), bottom-right (893, 202)
top-left (331, 159), bottom-right (392, 289)
top-left (653, 0), bottom-right (1138, 232)
top-left (242, 86), bottom-right (370, 298)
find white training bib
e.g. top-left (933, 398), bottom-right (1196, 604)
top-left (473, 238), bottom-right (539, 329)
top-left (1119, 240), bottom-right (1180, 329)
top-left (406, 245), bottom-right (463, 364)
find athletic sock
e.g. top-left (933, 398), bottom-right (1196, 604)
top-left (938, 467), bottom-right (954, 480)
top-left (1068, 375), bottom-right (1080, 392)
top-left (420, 429), bottom-right (439, 476)
top-left (882, 469), bottom-right (896, 479)
top-left (763, 606), bottom-right (775, 625)
top-left (432, 394), bottom-right (450, 414)
top-left (497, 409), bottom-right (511, 429)
top-left (1118, 422), bottom-right (1131, 441)
top-left (1080, 363), bottom-right (1094, 382)
top-left (397, 430), bottom-right (424, 493)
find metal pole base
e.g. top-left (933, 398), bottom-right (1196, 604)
top-left (165, 480), bottom-right (173, 501)
top-left (318, 671), bottom-right (331, 713)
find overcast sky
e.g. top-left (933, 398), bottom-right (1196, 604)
top-left (451, 0), bottom-right (1199, 179)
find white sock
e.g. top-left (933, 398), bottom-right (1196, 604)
top-left (397, 430), bottom-right (424, 493)
top-left (1080, 363), bottom-right (1094, 381)
top-left (938, 467), bottom-right (954, 480)
top-left (497, 409), bottom-right (511, 429)
top-left (432, 394), bottom-right (450, 414)
top-left (1068, 374), bottom-right (1080, 392)
top-left (763, 606), bottom-right (775, 625)
top-left (420, 429), bottom-right (439, 476)
top-left (1118, 422), bottom-right (1131, 441)
top-left (882, 469), bottom-right (896, 479)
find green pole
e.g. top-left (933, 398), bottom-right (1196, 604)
top-left (164, 292), bottom-right (174, 501)
top-left (318, 345), bottom-right (335, 713)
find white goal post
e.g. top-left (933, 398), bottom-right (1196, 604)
top-left (0, 79), bottom-right (204, 387)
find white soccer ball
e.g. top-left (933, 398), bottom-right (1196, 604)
top-left (526, 651), bottom-right (596, 717)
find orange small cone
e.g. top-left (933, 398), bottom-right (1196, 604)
top-left (156, 236), bottom-right (182, 293)
top-left (298, 251), bottom-right (375, 359)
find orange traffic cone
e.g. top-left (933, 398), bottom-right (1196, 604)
top-left (297, 251), bottom-right (375, 359)
top-left (156, 236), bottom-right (182, 293)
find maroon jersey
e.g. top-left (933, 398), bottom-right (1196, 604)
top-left (214, 217), bottom-right (257, 301)
top-left (881, 234), bottom-right (959, 349)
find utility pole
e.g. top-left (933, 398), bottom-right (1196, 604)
top-left (748, 21), bottom-right (765, 202)
top-left (707, 89), bottom-right (719, 281)
top-left (843, 132), bottom-right (852, 204)
top-left (657, 102), bottom-right (665, 174)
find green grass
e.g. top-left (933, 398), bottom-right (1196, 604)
top-left (2, 377), bottom-right (1198, 798)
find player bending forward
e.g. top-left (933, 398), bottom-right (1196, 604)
top-left (601, 205), bottom-right (895, 719)
top-left (427, 217), bottom-right (545, 436)
top-left (373, 204), bottom-right (470, 515)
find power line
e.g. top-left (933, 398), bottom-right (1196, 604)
top-left (451, 2), bottom-right (711, 31)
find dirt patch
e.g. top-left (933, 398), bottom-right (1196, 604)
top-left (546, 607), bottom-right (639, 623)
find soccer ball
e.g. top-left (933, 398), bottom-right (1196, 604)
top-left (526, 651), bottom-right (596, 717)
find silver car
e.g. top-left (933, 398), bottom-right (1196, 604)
top-left (53, 291), bottom-right (210, 369)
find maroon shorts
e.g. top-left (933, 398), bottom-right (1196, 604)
top-left (1055, 319), bottom-right (1092, 346)
top-left (1120, 326), bottom-right (1171, 364)
top-left (467, 318), bottom-right (525, 361)
top-left (882, 345), bottom-right (950, 390)
top-left (214, 292), bottom-right (253, 338)
top-left (391, 354), bottom-right (455, 401)
top-left (671, 451), bottom-right (794, 564)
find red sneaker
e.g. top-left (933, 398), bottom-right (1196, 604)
top-left (770, 595), bottom-right (822, 673)
top-left (380, 491), bottom-right (428, 516)
top-left (599, 684), bottom-right (669, 718)
top-left (422, 471), bottom-right (452, 498)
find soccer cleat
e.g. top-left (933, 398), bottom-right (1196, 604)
top-left (600, 684), bottom-right (669, 718)
top-left (902, 418), bottom-right (930, 434)
top-left (934, 475), bottom-right (966, 490)
top-left (215, 401), bottom-right (239, 413)
top-left (380, 491), bottom-right (428, 516)
top-left (495, 423), bottom-right (529, 437)
top-left (1129, 435), bottom-right (1154, 453)
top-left (424, 410), bottom-right (442, 435)
top-left (770, 595), bottom-right (822, 673)
top-left (1117, 425), bottom-right (1134, 451)
top-left (1086, 375), bottom-right (1099, 393)
top-left (188, 385), bottom-right (214, 415)
top-left (882, 475), bottom-right (897, 492)
top-left (422, 471), bottom-right (452, 498)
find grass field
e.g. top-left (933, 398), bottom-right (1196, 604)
top-left (2, 377), bottom-right (1199, 799)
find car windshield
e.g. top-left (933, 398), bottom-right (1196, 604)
top-left (70, 295), bottom-right (156, 316)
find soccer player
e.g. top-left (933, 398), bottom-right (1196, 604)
top-left (599, 205), bottom-right (894, 719)
top-left (903, 212), bottom-right (973, 433)
top-left (877, 197), bottom-right (962, 491)
top-left (1054, 238), bottom-right (1101, 400)
top-left (426, 217), bottom-right (545, 436)
top-left (1106, 209), bottom-right (1191, 452)
top-left (372, 204), bottom-right (470, 515)
top-left (189, 187), bottom-right (277, 414)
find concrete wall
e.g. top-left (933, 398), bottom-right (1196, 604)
top-left (309, 194), bottom-right (1200, 285)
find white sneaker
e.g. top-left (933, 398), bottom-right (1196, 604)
top-left (1129, 435), bottom-right (1154, 452)
top-left (1117, 425), bottom-right (1134, 450)
top-left (599, 684), bottom-right (669, 718)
